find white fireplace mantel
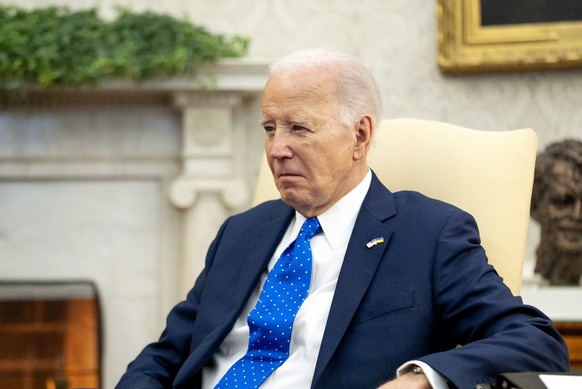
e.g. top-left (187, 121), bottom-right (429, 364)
top-left (4, 58), bottom-right (270, 287)
top-left (0, 59), bottom-right (269, 389)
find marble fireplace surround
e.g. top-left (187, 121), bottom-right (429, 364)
top-left (0, 60), bottom-right (269, 388)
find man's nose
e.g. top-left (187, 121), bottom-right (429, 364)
top-left (269, 132), bottom-right (293, 159)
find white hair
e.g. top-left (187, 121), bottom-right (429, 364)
top-left (269, 48), bottom-right (383, 128)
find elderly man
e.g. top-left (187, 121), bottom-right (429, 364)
top-left (117, 49), bottom-right (568, 389)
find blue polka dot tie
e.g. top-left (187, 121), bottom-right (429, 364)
top-left (215, 217), bottom-right (322, 388)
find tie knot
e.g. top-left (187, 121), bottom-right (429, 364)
top-left (300, 217), bottom-right (321, 240)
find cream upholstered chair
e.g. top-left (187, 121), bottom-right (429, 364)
top-left (253, 118), bottom-right (538, 295)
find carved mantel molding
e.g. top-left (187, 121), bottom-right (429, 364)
top-left (1, 59), bottom-right (268, 106)
top-left (2, 59), bottom-right (270, 293)
top-left (167, 62), bottom-right (269, 290)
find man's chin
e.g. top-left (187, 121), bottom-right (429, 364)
top-left (279, 189), bottom-right (309, 208)
top-left (279, 192), bottom-right (302, 206)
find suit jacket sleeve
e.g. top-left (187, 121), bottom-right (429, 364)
top-left (417, 209), bottom-right (569, 388)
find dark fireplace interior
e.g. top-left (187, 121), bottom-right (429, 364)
top-left (0, 281), bottom-right (101, 389)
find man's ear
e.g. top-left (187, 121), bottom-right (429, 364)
top-left (353, 115), bottom-right (374, 161)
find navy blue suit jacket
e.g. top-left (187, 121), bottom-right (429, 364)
top-left (117, 173), bottom-right (569, 389)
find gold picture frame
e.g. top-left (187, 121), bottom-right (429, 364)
top-left (438, 0), bottom-right (582, 73)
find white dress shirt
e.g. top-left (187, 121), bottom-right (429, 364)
top-left (202, 170), bottom-right (447, 388)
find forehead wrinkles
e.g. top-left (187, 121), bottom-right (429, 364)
top-left (262, 75), bottom-right (340, 124)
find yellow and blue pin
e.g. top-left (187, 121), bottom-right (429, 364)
top-left (366, 237), bottom-right (384, 248)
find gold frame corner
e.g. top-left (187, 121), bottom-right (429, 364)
top-left (437, 0), bottom-right (582, 73)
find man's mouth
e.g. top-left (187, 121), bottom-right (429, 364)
top-left (278, 171), bottom-right (300, 178)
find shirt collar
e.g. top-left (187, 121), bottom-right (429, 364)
top-left (292, 170), bottom-right (372, 250)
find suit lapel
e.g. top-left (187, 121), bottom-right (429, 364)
top-left (229, 206), bottom-right (295, 316)
top-left (210, 203), bottom-right (296, 333)
top-left (175, 203), bottom-right (294, 386)
top-left (312, 173), bottom-right (396, 386)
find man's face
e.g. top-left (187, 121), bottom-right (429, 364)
top-left (541, 160), bottom-right (582, 253)
top-left (261, 67), bottom-right (365, 217)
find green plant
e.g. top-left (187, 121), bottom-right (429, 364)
top-left (0, 5), bottom-right (249, 94)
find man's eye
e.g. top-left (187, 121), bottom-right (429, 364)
top-left (264, 126), bottom-right (275, 134)
top-left (292, 125), bottom-right (308, 132)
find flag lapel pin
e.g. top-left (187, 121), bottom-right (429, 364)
top-left (366, 237), bottom-right (384, 248)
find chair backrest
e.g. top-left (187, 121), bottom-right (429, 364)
top-left (253, 118), bottom-right (538, 295)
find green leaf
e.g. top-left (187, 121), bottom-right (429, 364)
top-left (0, 5), bottom-right (249, 96)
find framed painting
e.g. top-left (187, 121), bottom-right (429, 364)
top-left (438, 0), bottom-right (582, 73)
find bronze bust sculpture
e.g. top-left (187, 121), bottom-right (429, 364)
top-left (531, 139), bottom-right (582, 285)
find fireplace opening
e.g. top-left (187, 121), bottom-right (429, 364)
top-left (0, 281), bottom-right (102, 389)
